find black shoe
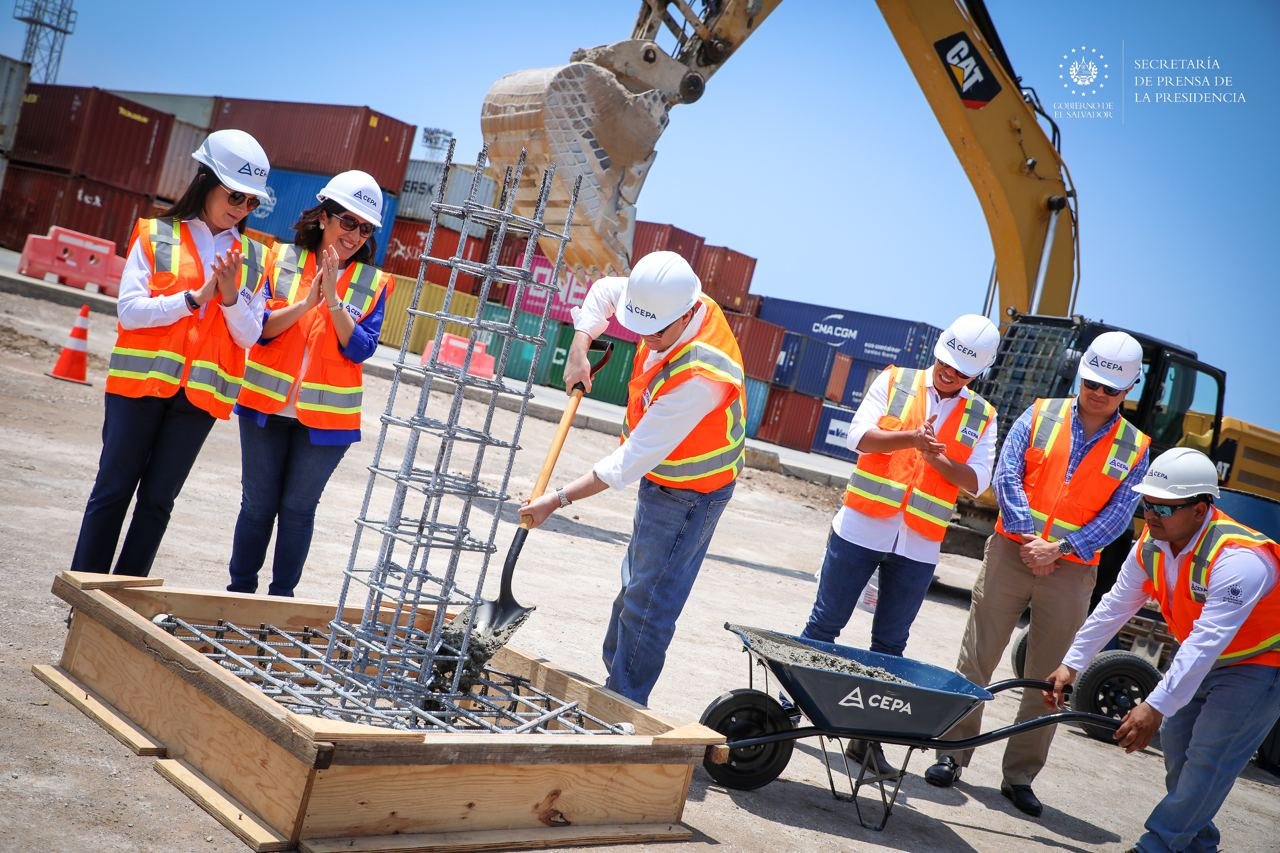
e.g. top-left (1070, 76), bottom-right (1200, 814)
top-left (845, 739), bottom-right (895, 776)
top-left (924, 755), bottom-right (961, 787)
top-left (1000, 782), bottom-right (1043, 817)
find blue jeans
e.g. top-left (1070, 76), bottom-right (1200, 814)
top-left (1137, 663), bottom-right (1280, 853)
top-left (227, 415), bottom-right (348, 597)
top-left (602, 478), bottom-right (735, 705)
top-left (71, 392), bottom-right (216, 576)
top-left (801, 531), bottom-right (936, 656)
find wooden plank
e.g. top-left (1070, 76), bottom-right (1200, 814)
top-left (60, 571), bottom-right (164, 591)
top-left (287, 713), bottom-right (423, 742)
top-left (299, 822), bottom-right (692, 852)
top-left (31, 664), bottom-right (166, 756)
top-left (652, 722), bottom-right (725, 746)
top-left (155, 759), bottom-right (291, 852)
top-left (302, 763), bottom-right (691, 837)
top-left (328, 734), bottom-right (704, 767)
top-left (63, 615), bottom-right (314, 837)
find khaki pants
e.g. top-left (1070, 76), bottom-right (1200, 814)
top-left (939, 533), bottom-right (1096, 785)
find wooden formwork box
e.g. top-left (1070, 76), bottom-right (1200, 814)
top-left (36, 573), bottom-right (724, 852)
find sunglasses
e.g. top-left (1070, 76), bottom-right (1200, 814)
top-left (329, 212), bottom-right (375, 237)
top-left (1082, 378), bottom-right (1125, 397)
top-left (223, 187), bottom-right (261, 211)
top-left (1141, 498), bottom-right (1200, 518)
top-left (936, 360), bottom-right (974, 382)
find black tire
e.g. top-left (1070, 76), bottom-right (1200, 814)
top-left (1071, 650), bottom-right (1162, 742)
top-left (1009, 626), bottom-right (1029, 679)
top-left (700, 688), bottom-right (795, 790)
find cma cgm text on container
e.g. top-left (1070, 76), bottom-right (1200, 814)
top-left (758, 296), bottom-right (940, 367)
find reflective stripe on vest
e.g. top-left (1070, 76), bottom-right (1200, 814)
top-left (1032, 398), bottom-right (1070, 452)
top-left (297, 382), bottom-right (363, 415)
top-left (186, 360), bottom-right (242, 406)
top-left (846, 467), bottom-right (910, 509)
top-left (343, 263), bottom-right (380, 316)
top-left (149, 218), bottom-right (181, 275)
top-left (241, 361), bottom-right (293, 403)
top-left (238, 235), bottom-right (264, 291)
top-left (885, 368), bottom-right (921, 420)
top-left (1188, 521), bottom-right (1271, 602)
top-left (956, 395), bottom-right (994, 449)
top-left (646, 340), bottom-right (745, 401)
top-left (1139, 536), bottom-right (1165, 596)
top-left (650, 395), bottom-right (746, 482)
top-left (1103, 419), bottom-right (1144, 481)
top-left (1029, 508), bottom-right (1084, 542)
top-left (272, 246), bottom-right (309, 303)
top-left (107, 346), bottom-right (185, 386)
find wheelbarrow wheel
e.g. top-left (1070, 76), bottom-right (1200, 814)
top-left (1071, 650), bottom-right (1161, 742)
top-left (700, 688), bottom-right (795, 790)
top-left (1009, 626), bottom-right (1029, 679)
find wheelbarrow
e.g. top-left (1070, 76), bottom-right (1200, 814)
top-left (700, 624), bottom-right (1123, 830)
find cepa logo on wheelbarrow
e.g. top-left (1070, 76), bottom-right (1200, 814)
top-left (839, 685), bottom-right (913, 715)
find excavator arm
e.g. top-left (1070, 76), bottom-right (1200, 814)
top-left (481, 0), bottom-right (1078, 321)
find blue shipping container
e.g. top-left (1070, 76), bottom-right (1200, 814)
top-left (772, 330), bottom-right (805, 388)
top-left (841, 357), bottom-right (891, 410)
top-left (812, 403), bottom-right (860, 463)
top-left (744, 376), bottom-right (770, 439)
top-left (244, 167), bottom-right (400, 266)
top-left (758, 296), bottom-right (940, 365)
top-left (794, 337), bottom-right (838, 398)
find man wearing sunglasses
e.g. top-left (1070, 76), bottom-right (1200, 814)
top-left (927, 331), bottom-right (1152, 818)
top-left (1045, 448), bottom-right (1280, 853)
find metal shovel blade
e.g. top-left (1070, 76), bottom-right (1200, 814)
top-left (438, 528), bottom-right (536, 679)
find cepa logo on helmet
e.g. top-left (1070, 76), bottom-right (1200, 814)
top-left (353, 189), bottom-right (380, 208)
top-left (237, 161), bottom-right (268, 178)
top-left (627, 302), bottom-right (658, 320)
top-left (946, 337), bottom-right (978, 358)
top-left (1088, 354), bottom-right (1124, 373)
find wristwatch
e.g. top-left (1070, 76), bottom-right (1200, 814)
top-left (556, 487), bottom-right (572, 508)
top-left (183, 291), bottom-right (199, 312)
top-left (1057, 539), bottom-right (1075, 558)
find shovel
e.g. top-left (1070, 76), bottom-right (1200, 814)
top-left (440, 340), bottom-right (613, 677)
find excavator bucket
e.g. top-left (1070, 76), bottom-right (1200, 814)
top-left (481, 63), bottom-right (671, 280)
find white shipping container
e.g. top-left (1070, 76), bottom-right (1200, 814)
top-left (0, 54), bottom-right (31, 153)
top-left (155, 119), bottom-right (207, 202)
top-left (399, 159), bottom-right (497, 238)
top-left (108, 90), bottom-right (215, 129)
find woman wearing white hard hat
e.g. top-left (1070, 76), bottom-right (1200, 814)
top-left (519, 251), bottom-right (747, 706)
top-left (227, 170), bottom-right (392, 597)
top-left (789, 313), bottom-right (1001, 773)
top-left (70, 129), bottom-right (272, 577)
top-left (1047, 447), bottom-right (1280, 851)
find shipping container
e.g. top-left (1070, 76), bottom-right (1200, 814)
top-left (382, 219), bottom-right (489, 292)
top-left (744, 376), bottom-right (770, 439)
top-left (772, 330), bottom-right (805, 389)
top-left (211, 98), bottom-right (414, 192)
top-left (0, 55), bottom-right (31, 154)
top-left (632, 221), bottom-right (704, 268)
top-left (109, 90), bottom-right (215, 128)
top-left (695, 245), bottom-right (756, 311)
top-left (812, 403), bottom-right (860, 463)
top-left (377, 276), bottom-right (480, 355)
top-left (841, 358), bottom-right (892, 410)
top-left (11, 86), bottom-right (174, 195)
top-left (504, 251), bottom-right (591, 324)
top-left (0, 163), bottom-right (150, 252)
top-left (795, 337), bottom-right (838, 399)
top-left (758, 296), bottom-right (941, 366)
top-left (724, 313), bottom-right (785, 383)
top-left (756, 387), bottom-right (825, 451)
top-left (502, 315), bottom-right (563, 387)
top-left (154, 119), bottom-right (206, 202)
top-left (827, 352), bottom-right (853, 403)
top-left (243, 168), bottom-right (398, 266)
top-left (546, 325), bottom-right (637, 407)
top-left (740, 293), bottom-right (762, 318)
top-left (399, 160), bottom-right (498, 238)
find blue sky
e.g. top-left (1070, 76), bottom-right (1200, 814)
top-left (3, 2), bottom-right (1275, 427)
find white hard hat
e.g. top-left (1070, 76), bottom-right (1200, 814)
top-left (934, 313), bottom-right (1000, 376)
top-left (1079, 330), bottom-right (1143, 390)
top-left (191, 129), bottom-right (271, 202)
top-left (1132, 447), bottom-right (1220, 500)
top-left (317, 170), bottom-right (384, 228)
top-left (619, 251), bottom-right (701, 335)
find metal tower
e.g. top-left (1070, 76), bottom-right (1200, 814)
top-left (12, 0), bottom-right (77, 84)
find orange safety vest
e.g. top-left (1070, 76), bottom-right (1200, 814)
top-left (621, 296), bottom-right (746, 493)
top-left (237, 243), bottom-right (390, 431)
top-left (105, 217), bottom-right (267, 419)
top-left (843, 366), bottom-right (996, 542)
top-left (996, 397), bottom-right (1150, 565)
top-left (1136, 507), bottom-right (1280, 669)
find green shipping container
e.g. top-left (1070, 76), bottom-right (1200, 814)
top-left (494, 306), bottom-right (562, 387)
top-left (546, 325), bottom-right (637, 407)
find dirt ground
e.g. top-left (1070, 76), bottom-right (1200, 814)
top-left (0, 291), bottom-right (1275, 853)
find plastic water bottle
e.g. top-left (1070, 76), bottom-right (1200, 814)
top-left (856, 569), bottom-right (880, 614)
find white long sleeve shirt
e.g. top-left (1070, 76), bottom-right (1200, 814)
top-left (832, 365), bottom-right (997, 564)
top-left (116, 217), bottom-right (265, 348)
top-left (1062, 514), bottom-right (1279, 717)
top-left (573, 277), bottom-right (730, 489)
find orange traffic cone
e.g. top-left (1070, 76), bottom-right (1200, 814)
top-left (48, 304), bottom-right (92, 385)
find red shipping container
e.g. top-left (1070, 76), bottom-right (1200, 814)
top-left (211, 98), bottom-right (414, 192)
top-left (382, 219), bottom-right (487, 294)
top-left (756, 387), bottom-right (825, 451)
top-left (632, 221), bottom-right (705, 269)
top-left (0, 164), bottom-right (151, 253)
top-left (827, 352), bottom-right (853, 403)
top-left (724, 313), bottom-right (784, 383)
top-left (741, 294), bottom-right (762, 318)
top-left (696, 245), bottom-right (757, 312)
top-left (10, 86), bottom-right (174, 195)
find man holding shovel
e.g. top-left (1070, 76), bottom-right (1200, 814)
top-left (520, 251), bottom-right (746, 706)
